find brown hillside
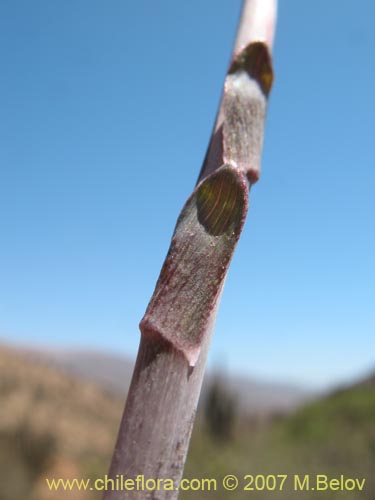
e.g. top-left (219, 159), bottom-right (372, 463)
top-left (0, 345), bottom-right (123, 500)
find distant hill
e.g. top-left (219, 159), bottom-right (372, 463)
top-left (11, 343), bottom-right (315, 415)
top-left (183, 371), bottom-right (375, 499)
top-left (0, 344), bottom-right (373, 500)
top-left (0, 344), bottom-right (121, 500)
top-left (15, 346), bottom-right (135, 397)
top-left (282, 370), bottom-right (375, 444)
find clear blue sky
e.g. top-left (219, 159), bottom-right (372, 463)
top-left (0, 0), bottom-right (374, 388)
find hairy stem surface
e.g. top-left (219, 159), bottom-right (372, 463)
top-left (104, 1), bottom-right (277, 498)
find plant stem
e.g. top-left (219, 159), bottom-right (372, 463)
top-left (104, 1), bottom-right (277, 498)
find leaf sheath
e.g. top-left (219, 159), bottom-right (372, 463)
top-left (104, 1), bottom-right (276, 498)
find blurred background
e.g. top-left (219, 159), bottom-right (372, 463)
top-left (0, 0), bottom-right (374, 499)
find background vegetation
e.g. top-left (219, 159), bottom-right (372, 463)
top-left (0, 346), bottom-right (373, 500)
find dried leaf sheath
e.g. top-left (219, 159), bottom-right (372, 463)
top-left (199, 42), bottom-right (273, 184)
top-left (104, 1), bottom-right (276, 498)
top-left (140, 166), bottom-right (248, 366)
top-left (141, 40), bottom-right (273, 366)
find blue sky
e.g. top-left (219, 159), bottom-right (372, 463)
top-left (0, 0), bottom-right (374, 388)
